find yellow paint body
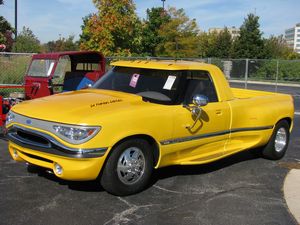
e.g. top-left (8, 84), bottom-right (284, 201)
top-left (6, 60), bottom-right (294, 181)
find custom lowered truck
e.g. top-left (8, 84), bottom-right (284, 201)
top-left (6, 60), bottom-right (294, 196)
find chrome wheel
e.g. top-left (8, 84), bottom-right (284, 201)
top-left (262, 120), bottom-right (290, 160)
top-left (274, 127), bottom-right (287, 153)
top-left (117, 147), bottom-right (145, 185)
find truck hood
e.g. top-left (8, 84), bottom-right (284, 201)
top-left (12, 89), bottom-right (145, 124)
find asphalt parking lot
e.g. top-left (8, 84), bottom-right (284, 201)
top-left (0, 86), bottom-right (299, 225)
top-left (1, 118), bottom-right (299, 225)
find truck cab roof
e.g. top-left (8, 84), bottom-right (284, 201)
top-left (111, 60), bottom-right (219, 71)
top-left (32, 51), bottom-right (104, 63)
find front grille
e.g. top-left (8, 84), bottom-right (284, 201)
top-left (17, 130), bottom-right (50, 146)
top-left (8, 126), bottom-right (52, 149)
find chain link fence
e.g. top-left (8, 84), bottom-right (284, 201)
top-left (0, 52), bottom-right (33, 84)
top-left (210, 58), bottom-right (300, 89)
top-left (0, 52), bottom-right (34, 97)
top-left (1, 52), bottom-right (300, 97)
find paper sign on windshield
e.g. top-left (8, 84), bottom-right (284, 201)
top-left (163, 75), bottom-right (176, 90)
top-left (129, 73), bottom-right (140, 88)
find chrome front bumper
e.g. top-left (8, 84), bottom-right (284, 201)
top-left (7, 125), bottom-right (107, 158)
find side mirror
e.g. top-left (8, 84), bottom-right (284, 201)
top-left (185, 95), bottom-right (208, 130)
top-left (192, 95), bottom-right (208, 107)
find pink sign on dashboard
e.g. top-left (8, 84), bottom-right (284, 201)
top-left (129, 73), bottom-right (140, 88)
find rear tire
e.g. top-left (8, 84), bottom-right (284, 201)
top-left (101, 139), bottom-right (153, 196)
top-left (262, 120), bottom-right (290, 160)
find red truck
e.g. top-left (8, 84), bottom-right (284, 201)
top-left (0, 51), bottom-right (105, 133)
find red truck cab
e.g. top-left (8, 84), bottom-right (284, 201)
top-left (25, 51), bottom-right (105, 99)
top-left (0, 51), bottom-right (105, 133)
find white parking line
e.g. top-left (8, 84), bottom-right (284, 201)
top-left (295, 112), bottom-right (300, 116)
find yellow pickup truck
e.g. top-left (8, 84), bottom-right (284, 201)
top-left (6, 60), bottom-right (294, 196)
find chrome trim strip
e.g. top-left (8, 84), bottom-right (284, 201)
top-left (7, 125), bottom-right (107, 158)
top-left (230, 126), bottom-right (273, 133)
top-left (160, 130), bottom-right (229, 145)
top-left (160, 125), bottom-right (274, 145)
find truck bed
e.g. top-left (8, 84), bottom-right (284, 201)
top-left (231, 87), bottom-right (283, 99)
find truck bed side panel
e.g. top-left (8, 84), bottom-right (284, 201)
top-left (225, 88), bottom-right (294, 155)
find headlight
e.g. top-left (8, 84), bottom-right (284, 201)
top-left (5, 111), bottom-right (15, 125)
top-left (52, 124), bottom-right (100, 144)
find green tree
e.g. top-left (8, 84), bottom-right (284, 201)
top-left (198, 29), bottom-right (232, 58)
top-left (263, 35), bottom-right (299, 59)
top-left (198, 31), bottom-right (218, 58)
top-left (232, 13), bottom-right (264, 58)
top-left (198, 32), bottom-right (209, 57)
top-left (252, 60), bottom-right (300, 82)
top-left (0, 16), bottom-right (12, 34)
top-left (156, 7), bottom-right (200, 58)
top-left (79, 14), bottom-right (92, 47)
top-left (141, 7), bottom-right (170, 56)
top-left (12, 26), bottom-right (41, 53)
top-left (44, 35), bottom-right (79, 52)
top-left (80, 0), bottom-right (142, 56)
top-left (215, 28), bottom-right (232, 58)
top-left (0, 16), bottom-right (14, 51)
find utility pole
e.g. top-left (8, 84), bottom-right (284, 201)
top-left (15, 0), bottom-right (17, 39)
top-left (161, 0), bottom-right (166, 10)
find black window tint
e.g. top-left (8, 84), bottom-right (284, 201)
top-left (184, 71), bottom-right (218, 104)
top-left (93, 66), bottom-right (185, 105)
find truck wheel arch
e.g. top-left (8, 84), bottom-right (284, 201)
top-left (262, 119), bottom-right (291, 160)
top-left (281, 117), bottom-right (292, 130)
top-left (105, 134), bottom-right (160, 168)
top-left (275, 117), bottom-right (292, 132)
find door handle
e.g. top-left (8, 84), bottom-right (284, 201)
top-left (216, 110), bottom-right (222, 115)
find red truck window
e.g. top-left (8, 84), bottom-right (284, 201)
top-left (53, 56), bottom-right (71, 79)
top-left (76, 63), bottom-right (99, 71)
top-left (28, 59), bottom-right (55, 77)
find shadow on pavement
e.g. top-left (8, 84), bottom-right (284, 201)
top-left (26, 148), bottom-right (262, 193)
top-left (152, 148), bottom-right (261, 182)
top-left (26, 164), bottom-right (104, 192)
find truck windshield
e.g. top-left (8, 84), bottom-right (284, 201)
top-left (93, 66), bottom-right (185, 104)
top-left (27, 59), bottom-right (55, 77)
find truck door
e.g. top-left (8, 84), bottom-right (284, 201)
top-left (25, 59), bottom-right (56, 99)
top-left (165, 71), bottom-right (231, 164)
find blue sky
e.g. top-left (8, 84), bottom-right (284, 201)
top-left (0, 0), bottom-right (300, 43)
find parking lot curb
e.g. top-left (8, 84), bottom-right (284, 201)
top-left (284, 168), bottom-right (300, 224)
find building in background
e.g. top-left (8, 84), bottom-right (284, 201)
top-left (208, 26), bottom-right (240, 39)
top-left (285, 23), bottom-right (300, 53)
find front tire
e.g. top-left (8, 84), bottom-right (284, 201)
top-left (262, 120), bottom-right (290, 160)
top-left (101, 139), bottom-right (153, 196)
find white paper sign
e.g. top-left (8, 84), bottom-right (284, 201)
top-left (129, 73), bottom-right (140, 88)
top-left (163, 75), bottom-right (176, 90)
top-left (47, 62), bottom-right (54, 76)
